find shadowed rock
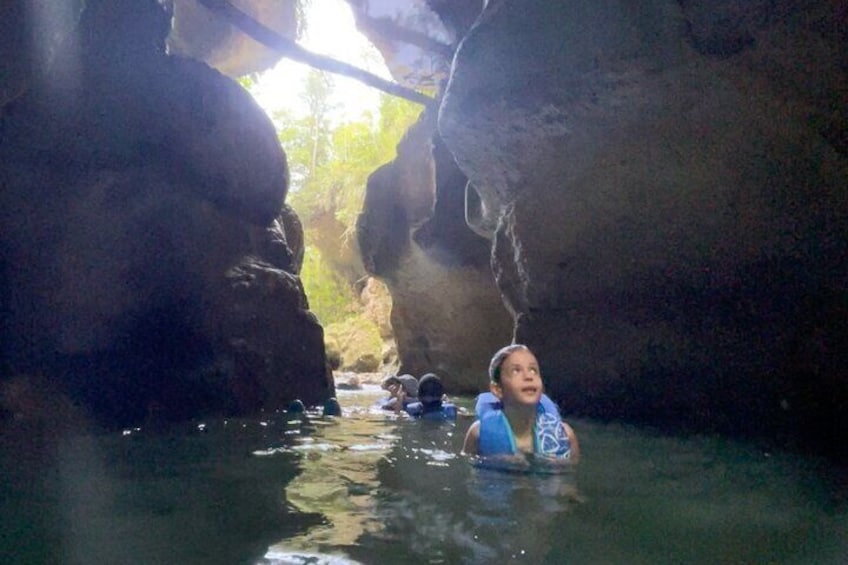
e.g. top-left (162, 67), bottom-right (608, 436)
top-left (0, 0), bottom-right (330, 426)
top-left (438, 0), bottom-right (848, 454)
top-left (357, 107), bottom-right (512, 389)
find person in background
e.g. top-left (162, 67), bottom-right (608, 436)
top-left (322, 397), bottom-right (342, 417)
top-left (406, 373), bottom-right (457, 420)
top-left (462, 344), bottom-right (579, 462)
top-left (380, 374), bottom-right (419, 412)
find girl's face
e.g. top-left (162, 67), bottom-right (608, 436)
top-left (491, 348), bottom-right (543, 407)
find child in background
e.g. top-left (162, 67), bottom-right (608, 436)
top-left (406, 373), bottom-right (457, 420)
top-left (462, 344), bottom-right (579, 462)
top-left (380, 374), bottom-right (419, 412)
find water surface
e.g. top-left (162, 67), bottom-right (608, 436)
top-left (2, 385), bottom-right (845, 564)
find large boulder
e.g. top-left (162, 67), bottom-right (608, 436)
top-left (358, 107), bottom-right (513, 389)
top-left (345, 0), bottom-right (456, 90)
top-left (0, 0), bottom-right (331, 426)
top-left (167, 0), bottom-right (298, 78)
top-left (439, 0), bottom-right (848, 451)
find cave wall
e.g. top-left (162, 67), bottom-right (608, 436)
top-left (167, 0), bottom-right (298, 78)
top-left (357, 107), bottom-right (513, 389)
top-left (438, 0), bottom-right (847, 453)
top-left (0, 0), bottom-right (332, 426)
top-left (3, 0), bottom-right (846, 458)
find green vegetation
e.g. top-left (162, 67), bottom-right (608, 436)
top-left (299, 245), bottom-right (351, 325)
top-left (248, 67), bottom-right (422, 368)
top-left (278, 70), bottom-right (422, 228)
top-left (323, 315), bottom-right (384, 373)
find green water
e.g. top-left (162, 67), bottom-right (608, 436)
top-left (2, 385), bottom-right (845, 564)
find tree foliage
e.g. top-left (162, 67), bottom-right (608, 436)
top-left (285, 89), bottom-right (422, 230)
top-left (299, 245), bottom-right (352, 325)
top-left (255, 72), bottom-right (423, 329)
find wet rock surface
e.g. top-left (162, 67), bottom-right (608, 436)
top-left (0, 0), bottom-right (330, 427)
top-left (438, 0), bottom-right (848, 455)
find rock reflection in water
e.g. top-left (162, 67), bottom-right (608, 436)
top-left (262, 389), bottom-right (402, 558)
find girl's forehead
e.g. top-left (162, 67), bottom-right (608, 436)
top-left (504, 349), bottom-right (538, 365)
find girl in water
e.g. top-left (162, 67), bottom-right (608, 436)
top-left (462, 344), bottom-right (580, 462)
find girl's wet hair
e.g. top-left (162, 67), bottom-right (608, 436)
top-left (488, 344), bottom-right (531, 383)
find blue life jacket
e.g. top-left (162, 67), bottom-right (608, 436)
top-left (475, 392), bottom-right (571, 458)
top-left (405, 401), bottom-right (458, 420)
top-left (475, 392), bottom-right (559, 419)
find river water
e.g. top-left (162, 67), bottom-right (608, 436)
top-left (2, 385), bottom-right (845, 564)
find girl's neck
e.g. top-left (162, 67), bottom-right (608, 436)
top-left (503, 403), bottom-right (537, 452)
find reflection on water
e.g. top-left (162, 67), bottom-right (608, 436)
top-left (263, 396), bottom-right (399, 552)
top-left (1, 384), bottom-right (846, 564)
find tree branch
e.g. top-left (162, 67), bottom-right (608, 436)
top-left (195, 0), bottom-right (436, 107)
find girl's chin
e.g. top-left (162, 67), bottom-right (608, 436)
top-left (509, 395), bottom-right (542, 407)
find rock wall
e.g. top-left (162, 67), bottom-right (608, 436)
top-left (439, 0), bottom-right (848, 453)
top-left (357, 108), bottom-right (513, 389)
top-left (0, 0), bottom-right (332, 426)
top-left (167, 0), bottom-right (298, 78)
top-left (3, 0), bottom-right (846, 459)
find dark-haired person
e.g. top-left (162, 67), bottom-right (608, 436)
top-left (462, 344), bottom-right (579, 462)
top-left (405, 373), bottom-right (457, 420)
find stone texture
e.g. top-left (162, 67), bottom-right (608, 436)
top-left (0, 0), bottom-right (85, 107)
top-left (358, 107), bottom-right (513, 389)
top-left (0, 0), bottom-right (330, 426)
top-left (360, 277), bottom-right (394, 342)
top-left (346, 0), bottom-right (455, 90)
top-left (251, 203), bottom-right (304, 274)
top-left (211, 259), bottom-right (332, 414)
top-left (167, 0), bottom-right (298, 78)
top-left (439, 0), bottom-right (848, 450)
top-left (3, 0), bottom-right (846, 459)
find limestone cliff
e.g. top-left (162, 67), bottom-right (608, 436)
top-left (357, 107), bottom-right (513, 388)
top-left (438, 0), bottom-right (847, 454)
top-left (0, 0), bottom-right (331, 426)
top-left (2, 0), bottom-right (846, 461)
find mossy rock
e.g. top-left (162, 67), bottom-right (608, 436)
top-left (350, 353), bottom-right (380, 373)
top-left (324, 315), bottom-right (383, 372)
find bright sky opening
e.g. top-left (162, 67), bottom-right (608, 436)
top-left (250, 0), bottom-right (392, 123)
